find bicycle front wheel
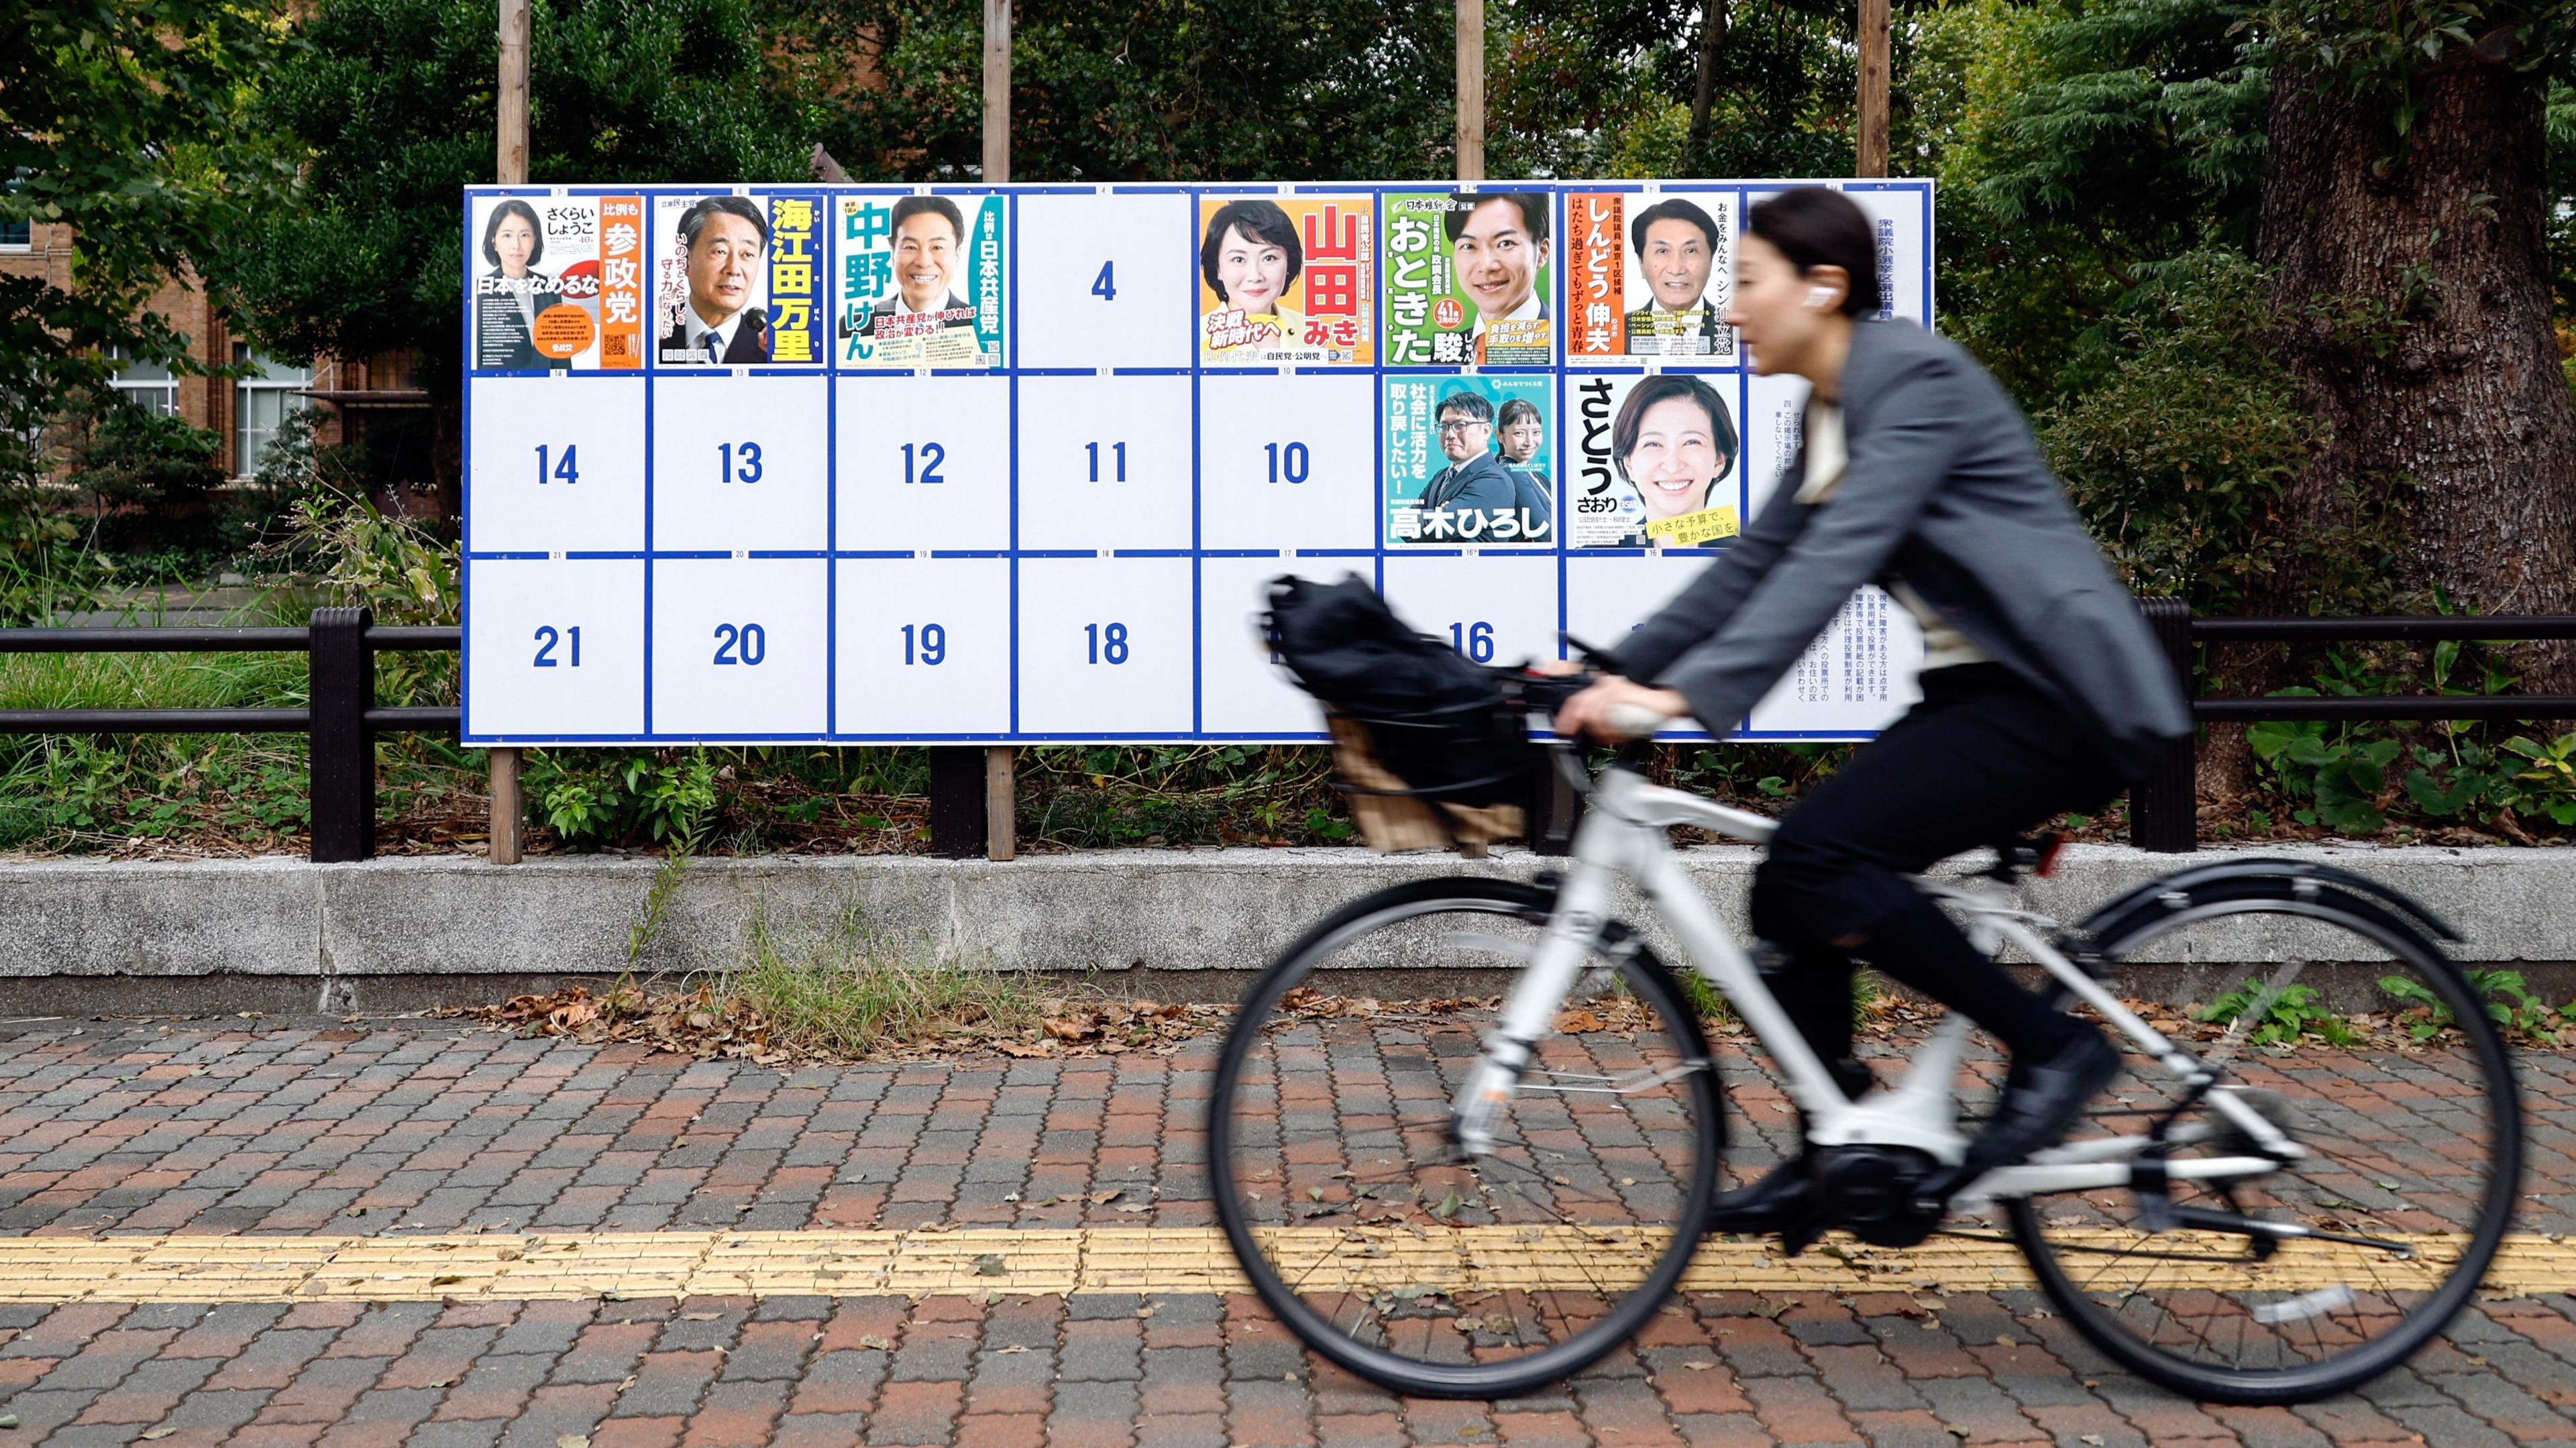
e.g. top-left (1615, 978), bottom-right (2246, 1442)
top-left (1206, 877), bottom-right (1723, 1398)
top-left (2009, 881), bottom-right (2522, 1404)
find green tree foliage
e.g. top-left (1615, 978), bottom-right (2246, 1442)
top-left (0, 1), bottom-right (295, 439)
top-left (775, 0), bottom-right (1458, 181)
top-left (2033, 250), bottom-right (2354, 616)
top-left (214, 0), bottom-right (814, 504)
top-left (1921, 0), bottom-right (2271, 404)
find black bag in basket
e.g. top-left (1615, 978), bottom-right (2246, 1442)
top-left (1262, 573), bottom-right (1534, 807)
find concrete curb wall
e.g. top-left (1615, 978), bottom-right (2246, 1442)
top-left (1, 843), bottom-right (2569, 1012)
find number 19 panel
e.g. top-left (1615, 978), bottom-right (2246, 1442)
top-left (462, 181), bottom-right (1933, 744)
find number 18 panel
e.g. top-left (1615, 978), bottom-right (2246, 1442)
top-left (462, 180), bottom-right (1933, 744)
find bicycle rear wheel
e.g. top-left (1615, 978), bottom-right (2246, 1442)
top-left (2008, 881), bottom-right (2521, 1404)
top-left (1206, 877), bottom-right (1723, 1398)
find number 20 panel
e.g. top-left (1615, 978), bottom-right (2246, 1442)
top-left (462, 182), bottom-right (1934, 745)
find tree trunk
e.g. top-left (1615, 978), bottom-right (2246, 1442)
top-left (2255, 38), bottom-right (2576, 685)
top-left (1684, 0), bottom-right (1728, 176)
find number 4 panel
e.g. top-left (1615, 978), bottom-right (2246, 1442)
top-left (1014, 191), bottom-right (1193, 371)
top-left (1016, 557), bottom-right (1193, 736)
top-left (649, 559), bottom-right (828, 737)
top-left (464, 558), bottom-right (645, 740)
top-left (834, 557), bottom-right (1010, 736)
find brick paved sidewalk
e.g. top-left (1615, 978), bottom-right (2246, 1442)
top-left (0, 1021), bottom-right (2562, 1446)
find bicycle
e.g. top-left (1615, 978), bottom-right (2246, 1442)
top-left (1205, 672), bottom-right (2521, 1404)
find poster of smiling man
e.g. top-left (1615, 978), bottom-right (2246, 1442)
top-left (834, 192), bottom-right (1008, 370)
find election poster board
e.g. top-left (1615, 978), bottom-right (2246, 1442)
top-left (461, 180), bottom-right (1934, 746)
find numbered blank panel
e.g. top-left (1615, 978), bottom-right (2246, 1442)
top-left (834, 374), bottom-right (1010, 552)
top-left (1379, 553), bottom-right (1562, 672)
top-left (649, 559), bottom-right (828, 737)
top-left (650, 374), bottom-right (827, 553)
top-left (468, 378), bottom-right (645, 553)
top-left (1014, 374), bottom-right (1193, 551)
top-left (1016, 191), bottom-right (1193, 370)
top-left (1016, 557), bottom-right (1193, 735)
top-left (1199, 374), bottom-right (1375, 551)
top-left (1563, 553), bottom-right (1712, 738)
top-left (834, 558), bottom-right (1010, 736)
top-left (1199, 555), bottom-right (1342, 738)
top-left (464, 559), bottom-right (644, 739)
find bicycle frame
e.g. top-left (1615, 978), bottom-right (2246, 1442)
top-left (1450, 756), bottom-right (2301, 1211)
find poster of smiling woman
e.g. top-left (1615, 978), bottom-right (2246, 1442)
top-left (1566, 372), bottom-right (1742, 547)
top-left (833, 192), bottom-right (1008, 370)
top-left (1195, 194), bottom-right (1377, 366)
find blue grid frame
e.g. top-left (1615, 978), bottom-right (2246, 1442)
top-left (460, 179), bottom-right (1936, 748)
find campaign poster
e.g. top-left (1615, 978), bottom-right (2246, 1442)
top-left (1564, 191), bottom-right (1735, 361)
top-left (834, 192), bottom-right (1007, 370)
top-left (1565, 372), bottom-right (1741, 548)
top-left (653, 192), bottom-right (824, 368)
top-left (1382, 375), bottom-right (1554, 545)
top-left (1195, 195), bottom-right (1375, 366)
top-left (471, 194), bottom-right (635, 371)
top-left (1381, 191), bottom-right (1555, 367)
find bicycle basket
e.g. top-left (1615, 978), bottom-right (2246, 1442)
top-left (1262, 573), bottom-right (1538, 850)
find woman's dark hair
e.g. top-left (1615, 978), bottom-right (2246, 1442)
top-left (1200, 200), bottom-right (1303, 302)
top-left (1496, 398), bottom-right (1542, 430)
top-left (1745, 186), bottom-right (1880, 317)
top-left (1609, 374), bottom-right (1738, 486)
top-left (481, 199), bottom-right (545, 269)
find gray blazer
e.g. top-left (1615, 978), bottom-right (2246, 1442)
top-left (1609, 317), bottom-right (2190, 779)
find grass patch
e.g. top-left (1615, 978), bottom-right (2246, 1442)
top-left (715, 909), bottom-right (1046, 1058)
top-left (482, 905), bottom-right (1053, 1063)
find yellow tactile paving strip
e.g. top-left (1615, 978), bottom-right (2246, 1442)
top-left (0, 1227), bottom-right (2561, 1302)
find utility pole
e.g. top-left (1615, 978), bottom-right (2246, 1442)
top-left (1856, 0), bottom-right (1890, 177)
top-left (488, 0), bottom-right (531, 866)
top-left (1456, 0), bottom-right (1485, 181)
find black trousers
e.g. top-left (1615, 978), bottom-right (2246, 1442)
top-left (1748, 663), bottom-right (2125, 1068)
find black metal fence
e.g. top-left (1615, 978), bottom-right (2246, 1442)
top-left (0, 608), bottom-right (458, 862)
top-left (2126, 598), bottom-right (2576, 852)
top-left (8, 602), bottom-right (2576, 861)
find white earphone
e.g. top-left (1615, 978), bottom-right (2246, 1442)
top-left (1804, 285), bottom-right (1837, 311)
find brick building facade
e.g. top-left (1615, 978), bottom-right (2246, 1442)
top-left (2, 217), bottom-right (428, 481)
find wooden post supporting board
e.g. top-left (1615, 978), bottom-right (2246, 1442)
top-left (488, 0), bottom-right (532, 866)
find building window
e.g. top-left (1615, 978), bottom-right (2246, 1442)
top-left (0, 172), bottom-right (25, 250)
top-left (233, 344), bottom-right (309, 478)
top-left (103, 345), bottom-right (178, 416)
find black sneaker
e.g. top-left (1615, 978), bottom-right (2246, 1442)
top-left (1705, 1058), bottom-right (1873, 1233)
top-left (1912, 1028), bottom-right (2120, 1215)
top-left (1707, 1156), bottom-right (1816, 1233)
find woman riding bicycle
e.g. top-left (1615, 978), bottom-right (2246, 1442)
top-left (1553, 186), bottom-right (2192, 1228)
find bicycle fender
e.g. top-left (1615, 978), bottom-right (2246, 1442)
top-left (2078, 856), bottom-right (2461, 960)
